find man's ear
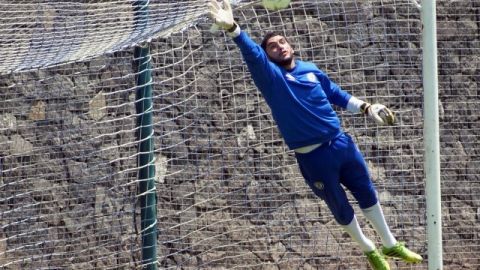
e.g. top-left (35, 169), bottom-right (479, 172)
top-left (288, 42), bottom-right (295, 54)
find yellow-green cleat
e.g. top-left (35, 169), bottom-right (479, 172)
top-left (381, 242), bottom-right (423, 263)
top-left (365, 249), bottom-right (390, 270)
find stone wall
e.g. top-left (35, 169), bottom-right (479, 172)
top-left (0, 1), bottom-right (478, 269)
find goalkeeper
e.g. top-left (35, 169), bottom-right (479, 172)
top-left (209, 1), bottom-right (422, 270)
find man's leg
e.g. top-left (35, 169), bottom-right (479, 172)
top-left (364, 203), bottom-right (423, 263)
top-left (341, 215), bottom-right (375, 252)
top-left (343, 216), bottom-right (390, 270)
top-left (340, 134), bottom-right (422, 264)
top-left (338, 133), bottom-right (396, 246)
top-left (362, 202), bottom-right (397, 248)
top-left (295, 135), bottom-right (390, 270)
top-left (364, 204), bottom-right (423, 264)
top-left (294, 140), bottom-right (354, 226)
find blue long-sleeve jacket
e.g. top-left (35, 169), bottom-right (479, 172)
top-left (233, 31), bottom-right (352, 149)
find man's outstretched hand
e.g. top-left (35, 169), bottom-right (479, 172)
top-left (362, 103), bottom-right (396, 126)
top-left (209, 0), bottom-right (235, 31)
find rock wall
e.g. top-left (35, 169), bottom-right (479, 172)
top-left (0, 1), bottom-right (478, 269)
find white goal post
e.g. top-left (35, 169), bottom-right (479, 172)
top-left (1, 1), bottom-right (478, 269)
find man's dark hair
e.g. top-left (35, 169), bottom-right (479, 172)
top-left (260, 31), bottom-right (290, 51)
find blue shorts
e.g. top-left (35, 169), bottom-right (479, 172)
top-left (295, 132), bottom-right (378, 225)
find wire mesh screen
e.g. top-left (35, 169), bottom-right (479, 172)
top-left (0, 0), bottom-right (207, 73)
top-left (0, 0), bottom-right (478, 269)
top-left (436, 1), bottom-right (479, 268)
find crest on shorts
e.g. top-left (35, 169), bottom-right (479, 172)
top-left (314, 180), bottom-right (324, 190)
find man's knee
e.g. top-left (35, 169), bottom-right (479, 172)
top-left (321, 186), bottom-right (354, 225)
top-left (332, 205), bottom-right (354, 225)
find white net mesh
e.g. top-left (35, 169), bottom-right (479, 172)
top-left (0, 0), bottom-right (207, 74)
top-left (0, 0), bottom-right (478, 269)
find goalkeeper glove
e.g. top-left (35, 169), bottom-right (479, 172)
top-left (208, 0), bottom-right (236, 32)
top-left (361, 103), bottom-right (395, 125)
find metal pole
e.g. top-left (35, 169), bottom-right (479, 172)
top-left (134, 1), bottom-right (157, 269)
top-left (421, 1), bottom-right (443, 269)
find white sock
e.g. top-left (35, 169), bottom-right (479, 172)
top-left (341, 215), bottom-right (376, 252)
top-left (362, 202), bottom-right (397, 248)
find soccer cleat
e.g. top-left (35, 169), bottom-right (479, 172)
top-left (381, 242), bottom-right (423, 263)
top-left (365, 249), bottom-right (390, 270)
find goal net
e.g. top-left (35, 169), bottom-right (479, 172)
top-left (0, 0), bottom-right (478, 269)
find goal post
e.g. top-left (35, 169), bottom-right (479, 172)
top-left (421, 0), bottom-right (443, 269)
top-left (0, 1), bottom-right (478, 269)
top-left (134, 1), bottom-right (158, 269)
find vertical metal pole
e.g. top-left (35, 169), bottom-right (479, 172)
top-left (421, 1), bottom-right (443, 269)
top-left (134, 1), bottom-right (157, 269)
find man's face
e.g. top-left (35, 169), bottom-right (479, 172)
top-left (265, 35), bottom-right (294, 66)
